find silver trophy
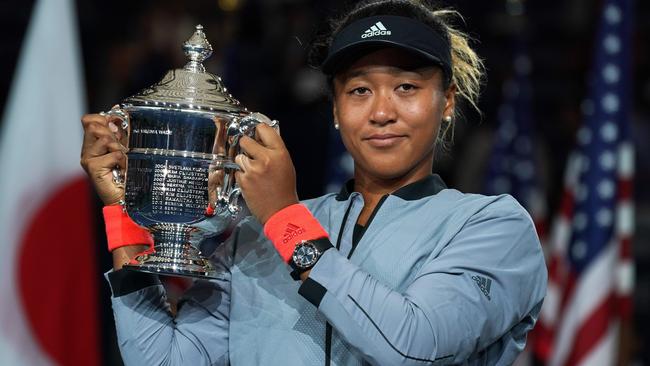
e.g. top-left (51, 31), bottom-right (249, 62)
top-left (104, 25), bottom-right (277, 278)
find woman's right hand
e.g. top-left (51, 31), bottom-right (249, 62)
top-left (80, 113), bottom-right (128, 205)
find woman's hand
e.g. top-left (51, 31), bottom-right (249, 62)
top-left (80, 113), bottom-right (128, 205)
top-left (235, 123), bottom-right (299, 224)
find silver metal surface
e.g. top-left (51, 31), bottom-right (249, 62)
top-left (182, 24), bottom-right (213, 73)
top-left (122, 25), bottom-right (244, 113)
top-left (106, 25), bottom-right (277, 279)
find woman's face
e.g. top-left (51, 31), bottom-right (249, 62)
top-left (333, 47), bottom-right (455, 183)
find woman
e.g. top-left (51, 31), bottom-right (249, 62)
top-left (80, 1), bottom-right (547, 365)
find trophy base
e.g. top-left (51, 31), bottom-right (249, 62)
top-left (121, 223), bottom-right (225, 279)
top-left (123, 251), bottom-right (219, 279)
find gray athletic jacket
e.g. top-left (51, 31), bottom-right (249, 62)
top-left (107, 175), bottom-right (547, 365)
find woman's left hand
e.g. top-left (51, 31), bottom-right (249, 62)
top-left (234, 123), bottom-right (299, 224)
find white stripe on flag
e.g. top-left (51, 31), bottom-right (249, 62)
top-left (563, 153), bottom-right (583, 190)
top-left (541, 281), bottom-right (562, 326)
top-left (0, 0), bottom-right (86, 363)
top-left (616, 260), bottom-right (634, 295)
top-left (550, 216), bottom-right (571, 254)
top-left (549, 240), bottom-right (617, 366)
top-left (576, 320), bottom-right (619, 366)
top-left (616, 201), bottom-right (634, 236)
top-left (618, 142), bottom-right (634, 178)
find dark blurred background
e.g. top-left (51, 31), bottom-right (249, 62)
top-left (1, 0), bottom-right (648, 364)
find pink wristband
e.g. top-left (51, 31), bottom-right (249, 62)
top-left (263, 204), bottom-right (329, 263)
top-left (103, 205), bottom-right (154, 252)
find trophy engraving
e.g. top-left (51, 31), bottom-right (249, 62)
top-left (105, 25), bottom-right (277, 278)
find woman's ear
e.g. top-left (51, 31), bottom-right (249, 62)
top-left (332, 102), bottom-right (339, 130)
top-left (443, 83), bottom-right (457, 119)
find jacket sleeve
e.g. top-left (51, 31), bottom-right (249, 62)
top-left (298, 197), bottom-right (548, 365)
top-left (106, 243), bottom-right (232, 366)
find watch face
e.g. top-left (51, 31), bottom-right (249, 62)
top-left (293, 242), bottom-right (318, 268)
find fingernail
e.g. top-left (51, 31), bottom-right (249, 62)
top-left (108, 122), bottom-right (119, 133)
top-left (205, 205), bottom-right (215, 217)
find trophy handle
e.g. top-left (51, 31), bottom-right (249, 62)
top-left (228, 112), bottom-right (279, 141)
top-left (100, 106), bottom-right (130, 188)
top-left (227, 186), bottom-right (242, 216)
top-left (242, 112), bottom-right (280, 136)
top-left (220, 112), bottom-right (279, 217)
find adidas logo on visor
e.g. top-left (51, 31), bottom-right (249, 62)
top-left (361, 21), bottom-right (391, 38)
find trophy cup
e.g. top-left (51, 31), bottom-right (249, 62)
top-left (104, 25), bottom-right (276, 278)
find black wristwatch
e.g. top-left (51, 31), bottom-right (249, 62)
top-left (289, 238), bottom-right (332, 279)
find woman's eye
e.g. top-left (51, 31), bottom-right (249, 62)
top-left (397, 84), bottom-right (418, 92)
top-left (350, 87), bottom-right (370, 95)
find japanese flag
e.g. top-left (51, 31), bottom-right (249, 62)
top-left (0, 0), bottom-right (100, 364)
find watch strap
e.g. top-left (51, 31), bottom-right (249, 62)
top-left (289, 237), bottom-right (333, 280)
top-left (264, 204), bottom-right (330, 263)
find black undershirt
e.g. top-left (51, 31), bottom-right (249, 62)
top-left (352, 223), bottom-right (366, 249)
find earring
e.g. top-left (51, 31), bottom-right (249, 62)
top-left (443, 116), bottom-right (452, 123)
top-left (334, 122), bottom-right (340, 130)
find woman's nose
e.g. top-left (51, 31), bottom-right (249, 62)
top-left (369, 92), bottom-right (397, 125)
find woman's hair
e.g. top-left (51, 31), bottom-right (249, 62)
top-left (309, 0), bottom-right (485, 148)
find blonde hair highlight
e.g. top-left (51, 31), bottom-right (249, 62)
top-left (429, 8), bottom-right (485, 149)
top-left (432, 8), bottom-right (484, 115)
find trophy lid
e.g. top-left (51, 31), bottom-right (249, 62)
top-left (123, 25), bottom-right (245, 113)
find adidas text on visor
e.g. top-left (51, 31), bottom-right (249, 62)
top-left (321, 15), bottom-right (453, 82)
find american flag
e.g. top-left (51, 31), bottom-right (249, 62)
top-left (483, 40), bottom-right (549, 366)
top-left (534, 0), bottom-right (634, 364)
top-left (484, 43), bottom-right (547, 231)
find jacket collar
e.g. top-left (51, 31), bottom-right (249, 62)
top-left (335, 174), bottom-right (447, 201)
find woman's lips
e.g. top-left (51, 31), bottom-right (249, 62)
top-left (363, 133), bottom-right (406, 148)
